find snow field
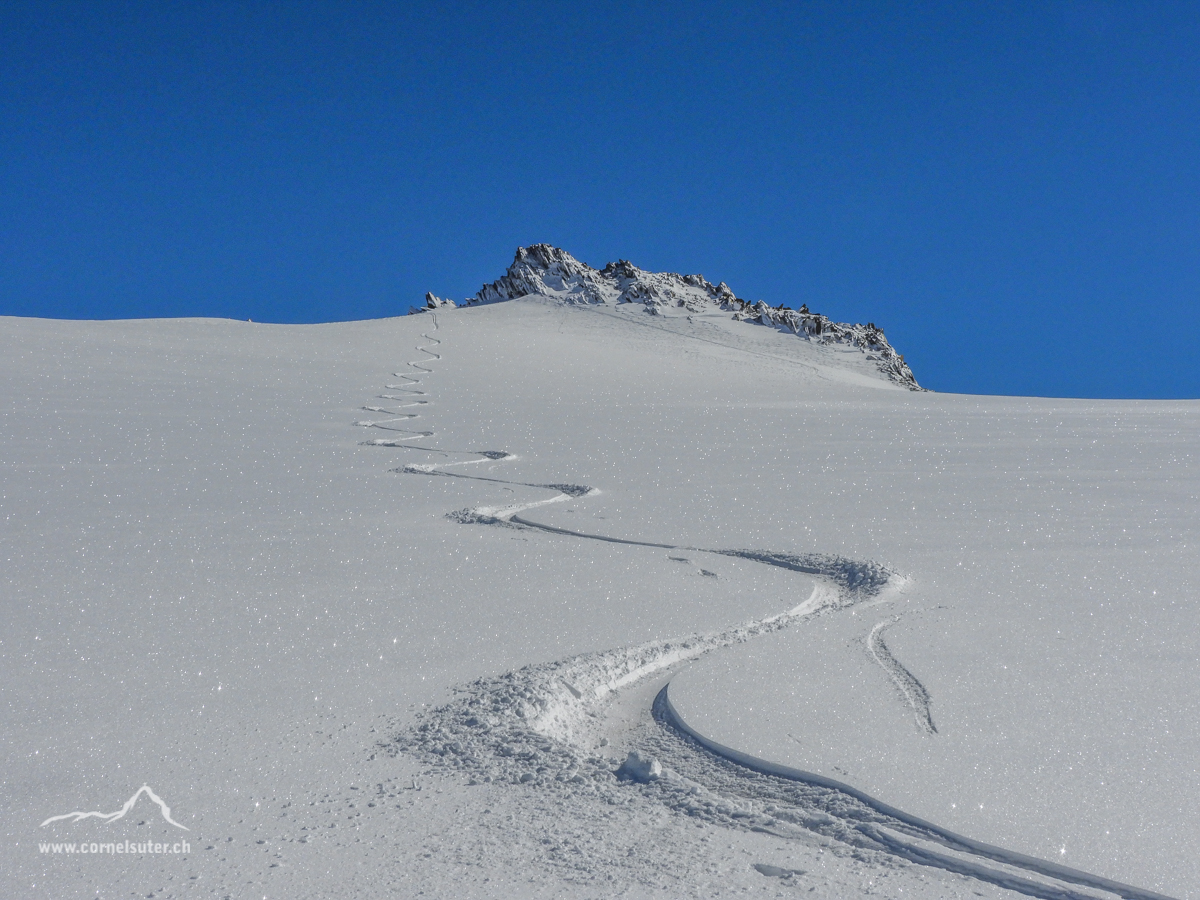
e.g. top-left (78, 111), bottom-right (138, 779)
top-left (3, 297), bottom-right (1195, 898)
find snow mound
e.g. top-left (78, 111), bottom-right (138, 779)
top-left (417, 244), bottom-right (922, 389)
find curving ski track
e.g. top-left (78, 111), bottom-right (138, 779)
top-left (362, 315), bottom-right (1176, 900)
top-left (868, 618), bottom-right (938, 735)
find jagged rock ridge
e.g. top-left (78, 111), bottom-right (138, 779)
top-left (418, 244), bottom-right (921, 390)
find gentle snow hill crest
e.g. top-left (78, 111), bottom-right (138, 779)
top-left (415, 244), bottom-right (922, 391)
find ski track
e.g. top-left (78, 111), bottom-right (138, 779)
top-left (868, 618), bottom-right (938, 735)
top-left (359, 315), bottom-right (1177, 900)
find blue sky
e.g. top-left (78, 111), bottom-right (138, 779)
top-left (2, 1), bottom-right (1198, 398)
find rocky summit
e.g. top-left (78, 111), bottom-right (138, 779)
top-left (418, 244), bottom-right (921, 390)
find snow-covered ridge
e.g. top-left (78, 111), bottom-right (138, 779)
top-left (417, 243), bottom-right (922, 390)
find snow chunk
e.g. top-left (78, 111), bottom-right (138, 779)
top-left (616, 751), bottom-right (662, 783)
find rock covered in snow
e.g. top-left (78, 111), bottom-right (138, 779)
top-left (415, 244), bottom-right (922, 390)
top-left (420, 291), bottom-right (457, 310)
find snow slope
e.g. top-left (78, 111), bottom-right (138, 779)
top-left (2, 287), bottom-right (1196, 899)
